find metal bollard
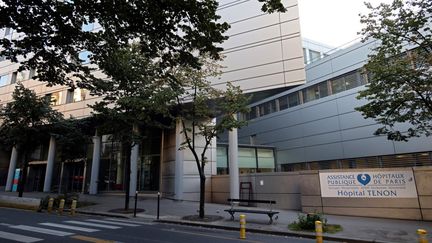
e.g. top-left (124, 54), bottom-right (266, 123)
top-left (47, 198), bottom-right (54, 213)
top-left (417, 229), bottom-right (428, 243)
top-left (58, 199), bottom-right (65, 215)
top-left (134, 191), bottom-right (138, 218)
top-left (239, 214), bottom-right (246, 239)
top-left (70, 199), bottom-right (77, 216)
top-left (315, 220), bottom-right (323, 243)
top-left (157, 192), bottom-right (161, 220)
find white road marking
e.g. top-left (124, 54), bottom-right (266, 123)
top-left (39, 222), bottom-right (99, 232)
top-left (0, 230), bottom-right (42, 242)
top-left (104, 218), bottom-right (155, 225)
top-left (64, 220), bottom-right (121, 229)
top-left (85, 219), bottom-right (140, 227)
top-left (10, 225), bottom-right (74, 236)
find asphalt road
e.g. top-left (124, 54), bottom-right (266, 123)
top-left (0, 208), bottom-right (316, 243)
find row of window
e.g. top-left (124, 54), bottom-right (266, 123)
top-left (45, 88), bottom-right (87, 106)
top-left (216, 146), bottom-right (275, 175)
top-left (243, 69), bottom-right (367, 120)
top-left (280, 152), bottom-right (432, 171)
top-left (0, 69), bottom-right (37, 87)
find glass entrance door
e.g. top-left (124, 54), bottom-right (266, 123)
top-left (138, 155), bottom-right (160, 191)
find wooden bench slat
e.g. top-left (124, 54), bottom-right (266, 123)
top-left (227, 198), bottom-right (276, 204)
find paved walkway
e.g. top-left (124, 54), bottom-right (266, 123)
top-left (1, 191), bottom-right (431, 243)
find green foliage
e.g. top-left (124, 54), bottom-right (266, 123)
top-left (0, 83), bottom-right (63, 152)
top-left (0, 0), bottom-right (285, 88)
top-left (356, 0), bottom-right (432, 141)
top-left (288, 212), bottom-right (342, 233)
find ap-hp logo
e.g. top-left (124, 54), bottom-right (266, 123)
top-left (357, 174), bottom-right (371, 186)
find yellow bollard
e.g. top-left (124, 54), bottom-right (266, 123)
top-left (417, 229), bottom-right (428, 243)
top-left (58, 199), bottom-right (65, 215)
top-left (70, 199), bottom-right (77, 216)
top-left (315, 220), bottom-right (323, 243)
top-left (239, 214), bottom-right (246, 239)
top-left (47, 198), bottom-right (54, 213)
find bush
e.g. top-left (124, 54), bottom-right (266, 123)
top-left (290, 212), bottom-right (327, 231)
top-left (289, 212), bottom-right (342, 233)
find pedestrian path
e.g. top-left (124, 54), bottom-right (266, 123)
top-left (0, 218), bottom-right (150, 242)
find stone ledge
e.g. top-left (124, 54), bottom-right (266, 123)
top-left (0, 195), bottom-right (41, 211)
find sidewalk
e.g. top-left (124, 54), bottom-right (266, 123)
top-left (1, 191), bottom-right (431, 243)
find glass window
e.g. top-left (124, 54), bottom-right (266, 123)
top-left (278, 95), bottom-right (288, 110)
top-left (4, 27), bottom-right (11, 36)
top-left (331, 76), bottom-right (345, 94)
top-left (238, 148), bottom-right (256, 169)
top-left (249, 107), bottom-right (257, 120)
top-left (49, 91), bottom-right (63, 106)
top-left (303, 48), bottom-right (308, 64)
top-left (0, 74), bottom-right (9, 86)
top-left (309, 50), bottom-right (321, 62)
top-left (29, 68), bottom-right (36, 79)
top-left (11, 72), bottom-right (17, 84)
top-left (17, 70), bottom-right (29, 82)
top-left (257, 149), bottom-right (274, 172)
top-left (318, 82), bottom-right (329, 98)
top-left (288, 92), bottom-right (299, 107)
top-left (302, 85), bottom-right (319, 103)
top-left (344, 71), bottom-right (359, 90)
top-left (217, 146), bottom-right (228, 175)
top-left (73, 88), bottom-right (86, 102)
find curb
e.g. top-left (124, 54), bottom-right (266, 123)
top-left (156, 219), bottom-right (389, 243)
top-left (76, 210), bottom-right (130, 218)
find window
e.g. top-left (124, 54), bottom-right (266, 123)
top-left (79, 51), bottom-right (91, 64)
top-left (278, 95), bottom-right (288, 110)
top-left (318, 82), bottom-right (329, 98)
top-left (0, 74), bottom-right (9, 86)
top-left (302, 85), bottom-right (319, 103)
top-left (67, 88), bottom-right (87, 103)
top-left (11, 72), bottom-right (17, 84)
top-left (17, 70), bottom-right (29, 82)
top-left (331, 76), bottom-right (345, 94)
top-left (216, 146), bottom-right (228, 175)
top-left (4, 27), bottom-right (11, 36)
top-left (287, 92), bottom-right (299, 107)
top-left (47, 91), bottom-right (63, 106)
top-left (344, 71), bottom-right (359, 90)
top-left (303, 48), bottom-right (308, 64)
top-left (309, 50), bottom-right (321, 62)
top-left (29, 68), bottom-right (36, 79)
top-left (249, 107), bottom-right (257, 120)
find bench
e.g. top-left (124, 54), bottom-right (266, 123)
top-left (224, 198), bottom-right (279, 224)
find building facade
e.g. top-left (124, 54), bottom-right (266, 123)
top-left (0, 0), bottom-right (305, 200)
top-left (234, 39), bottom-right (432, 171)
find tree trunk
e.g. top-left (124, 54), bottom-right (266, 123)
top-left (18, 152), bottom-right (28, 198)
top-left (123, 142), bottom-right (132, 211)
top-left (199, 173), bottom-right (206, 218)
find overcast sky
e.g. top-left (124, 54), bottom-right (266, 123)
top-left (298, 0), bottom-right (393, 48)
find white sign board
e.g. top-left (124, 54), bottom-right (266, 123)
top-left (319, 171), bottom-right (418, 198)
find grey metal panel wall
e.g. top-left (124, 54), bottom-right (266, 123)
top-left (238, 39), bottom-right (431, 165)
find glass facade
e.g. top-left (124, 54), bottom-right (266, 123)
top-left (216, 145), bottom-right (275, 175)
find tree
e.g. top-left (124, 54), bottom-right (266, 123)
top-left (90, 45), bottom-right (176, 210)
top-left (173, 58), bottom-right (250, 218)
top-left (356, 0), bottom-right (432, 141)
top-left (0, 0), bottom-right (286, 89)
top-left (0, 84), bottom-right (63, 197)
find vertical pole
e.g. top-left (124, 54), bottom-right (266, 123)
top-left (81, 161), bottom-right (87, 194)
top-left (89, 135), bottom-right (101, 195)
top-left (133, 191), bottom-right (138, 217)
top-left (239, 214), bottom-right (246, 239)
top-left (47, 198), bottom-right (54, 213)
top-left (43, 136), bottom-right (56, 192)
top-left (58, 162), bottom-right (64, 194)
top-left (417, 229), bottom-right (428, 243)
top-left (174, 119), bottom-right (184, 200)
top-left (229, 114), bottom-right (239, 200)
top-left (58, 199), bottom-right (65, 215)
top-left (5, 146), bottom-right (18, 192)
top-left (157, 192), bottom-right (161, 220)
top-left (315, 220), bottom-right (323, 243)
top-left (129, 143), bottom-right (139, 197)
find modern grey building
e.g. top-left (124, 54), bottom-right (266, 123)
top-left (228, 39), bottom-right (432, 171)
